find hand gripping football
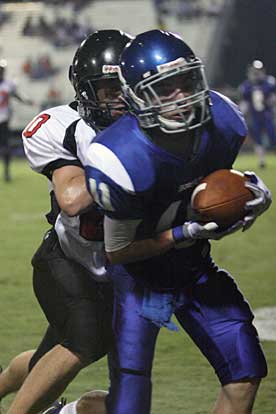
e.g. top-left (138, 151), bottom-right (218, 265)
top-left (191, 169), bottom-right (254, 228)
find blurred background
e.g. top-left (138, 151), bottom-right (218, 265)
top-left (0, 1), bottom-right (276, 413)
top-left (0, 0), bottom-right (276, 133)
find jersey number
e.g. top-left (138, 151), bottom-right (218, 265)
top-left (89, 178), bottom-right (114, 212)
top-left (252, 89), bottom-right (265, 112)
top-left (23, 114), bottom-right (51, 138)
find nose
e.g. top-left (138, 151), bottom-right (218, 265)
top-left (106, 92), bottom-right (119, 102)
top-left (161, 88), bottom-right (190, 102)
top-left (174, 89), bottom-right (190, 100)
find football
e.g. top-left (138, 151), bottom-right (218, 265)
top-left (191, 169), bottom-right (254, 228)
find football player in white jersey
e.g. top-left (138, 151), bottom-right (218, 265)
top-left (0, 59), bottom-right (33, 181)
top-left (6, 30), bottom-right (132, 414)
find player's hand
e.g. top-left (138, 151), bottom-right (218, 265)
top-left (172, 220), bottom-right (244, 244)
top-left (242, 171), bottom-right (272, 231)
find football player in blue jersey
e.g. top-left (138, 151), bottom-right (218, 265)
top-left (85, 30), bottom-right (272, 414)
top-left (239, 59), bottom-right (276, 168)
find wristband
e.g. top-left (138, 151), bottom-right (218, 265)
top-left (172, 226), bottom-right (185, 244)
top-left (172, 223), bottom-right (193, 244)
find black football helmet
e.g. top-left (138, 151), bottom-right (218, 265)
top-left (69, 29), bottom-right (133, 129)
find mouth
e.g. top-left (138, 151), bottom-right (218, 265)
top-left (162, 107), bottom-right (193, 121)
top-left (110, 106), bottom-right (126, 118)
top-left (99, 101), bottom-right (126, 115)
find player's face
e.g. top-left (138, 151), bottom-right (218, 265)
top-left (95, 78), bottom-right (125, 119)
top-left (145, 71), bottom-right (201, 123)
top-left (154, 73), bottom-right (194, 98)
top-left (154, 73), bottom-right (195, 119)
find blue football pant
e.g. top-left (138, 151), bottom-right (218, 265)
top-left (106, 269), bottom-right (267, 414)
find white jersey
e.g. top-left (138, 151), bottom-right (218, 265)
top-left (22, 103), bottom-right (108, 281)
top-left (0, 79), bottom-right (16, 123)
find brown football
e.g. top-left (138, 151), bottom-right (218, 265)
top-left (191, 169), bottom-right (254, 228)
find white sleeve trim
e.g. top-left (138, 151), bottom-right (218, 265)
top-left (86, 143), bottom-right (135, 192)
top-left (104, 216), bottom-right (142, 252)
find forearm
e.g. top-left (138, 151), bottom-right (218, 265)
top-left (106, 229), bottom-right (175, 264)
top-left (54, 174), bottom-right (93, 216)
top-left (106, 219), bottom-right (228, 265)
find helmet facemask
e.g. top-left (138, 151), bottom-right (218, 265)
top-left (76, 76), bottom-right (126, 130)
top-left (121, 59), bottom-right (211, 134)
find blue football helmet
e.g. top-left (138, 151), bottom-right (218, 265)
top-left (119, 30), bottom-right (211, 134)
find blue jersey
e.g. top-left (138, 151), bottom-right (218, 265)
top-left (85, 91), bottom-right (247, 289)
top-left (239, 76), bottom-right (276, 114)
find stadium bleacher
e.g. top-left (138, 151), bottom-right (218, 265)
top-left (0, 0), bottom-right (223, 131)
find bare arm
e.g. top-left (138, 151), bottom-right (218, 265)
top-left (52, 165), bottom-right (93, 216)
top-left (106, 229), bottom-right (175, 264)
top-left (105, 215), bottom-right (241, 265)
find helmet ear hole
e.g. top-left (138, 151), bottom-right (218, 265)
top-left (68, 65), bottom-right (73, 83)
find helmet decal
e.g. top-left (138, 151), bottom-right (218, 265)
top-left (157, 58), bottom-right (186, 73)
top-left (102, 65), bottom-right (120, 74)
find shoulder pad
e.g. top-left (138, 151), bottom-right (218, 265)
top-left (87, 114), bottom-right (156, 192)
top-left (22, 105), bottom-right (81, 174)
top-left (209, 90), bottom-right (248, 138)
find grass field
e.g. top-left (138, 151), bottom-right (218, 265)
top-left (0, 154), bottom-right (276, 413)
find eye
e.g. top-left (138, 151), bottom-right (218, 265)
top-left (154, 83), bottom-right (175, 96)
top-left (154, 73), bottom-right (197, 97)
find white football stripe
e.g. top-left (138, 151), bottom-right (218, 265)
top-left (86, 143), bottom-right (135, 192)
top-left (191, 182), bottom-right (207, 206)
top-left (230, 169), bottom-right (244, 177)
